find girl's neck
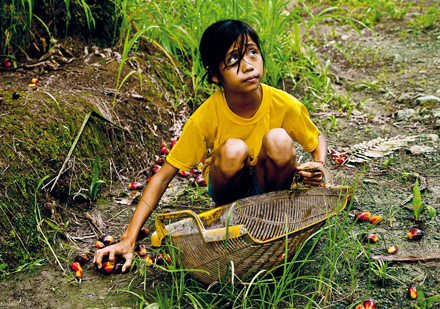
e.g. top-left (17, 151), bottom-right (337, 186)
top-left (223, 85), bottom-right (263, 119)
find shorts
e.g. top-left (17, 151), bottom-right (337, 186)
top-left (207, 168), bottom-right (265, 204)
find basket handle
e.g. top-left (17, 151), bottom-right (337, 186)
top-left (292, 165), bottom-right (334, 189)
top-left (151, 210), bottom-right (247, 247)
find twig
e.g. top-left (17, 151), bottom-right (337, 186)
top-left (107, 208), bottom-right (131, 222)
top-left (372, 253), bottom-right (440, 263)
top-left (84, 212), bottom-right (104, 235)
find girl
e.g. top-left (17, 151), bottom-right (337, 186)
top-left (94, 19), bottom-right (327, 272)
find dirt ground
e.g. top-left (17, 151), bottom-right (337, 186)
top-left (1, 10), bottom-right (440, 309)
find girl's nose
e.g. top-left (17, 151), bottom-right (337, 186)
top-left (241, 57), bottom-right (253, 72)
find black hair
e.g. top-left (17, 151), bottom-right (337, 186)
top-left (199, 19), bottom-right (264, 85)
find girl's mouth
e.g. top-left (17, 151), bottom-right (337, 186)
top-left (244, 76), bottom-right (258, 83)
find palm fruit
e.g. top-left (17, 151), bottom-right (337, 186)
top-left (152, 165), bottom-right (161, 174)
top-left (75, 254), bottom-right (88, 266)
top-left (100, 235), bottom-right (113, 246)
top-left (102, 261), bottom-right (115, 274)
top-left (95, 241), bottom-right (105, 249)
top-left (134, 244), bottom-right (147, 256)
top-left (354, 305), bottom-right (365, 309)
top-left (369, 215), bottom-right (382, 224)
top-left (195, 174), bottom-right (207, 186)
top-left (128, 182), bottom-right (143, 190)
top-left (71, 262), bottom-right (82, 272)
top-left (408, 229), bottom-right (424, 240)
top-left (363, 298), bottom-right (376, 309)
top-left (361, 233), bottom-right (378, 244)
top-left (355, 212), bottom-right (371, 221)
top-left (408, 285), bottom-right (417, 299)
top-left (137, 228), bottom-right (149, 240)
top-left (75, 269), bottom-right (83, 278)
top-left (387, 245), bottom-right (397, 254)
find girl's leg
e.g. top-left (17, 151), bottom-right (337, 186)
top-left (209, 138), bottom-right (251, 205)
top-left (255, 128), bottom-right (297, 192)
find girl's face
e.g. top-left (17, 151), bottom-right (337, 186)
top-left (216, 35), bottom-right (263, 95)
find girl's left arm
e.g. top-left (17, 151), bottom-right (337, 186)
top-left (297, 132), bottom-right (327, 186)
top-left (311, 132), bottom-right (327, 163)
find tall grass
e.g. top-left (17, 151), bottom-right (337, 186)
top-left (109, 0), bottom-right (370, 112)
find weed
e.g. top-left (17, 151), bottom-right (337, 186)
top-left (412, 178), bottom-right (435, 221)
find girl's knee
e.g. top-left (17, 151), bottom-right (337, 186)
top-left (214, 139), bottom-right (249, 175)
top-left (262, 129), bottom-right (296, 160)
top-left (221, 139), bottom-right (249, 161)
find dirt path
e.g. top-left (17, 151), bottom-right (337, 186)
top-left (1, 12), bottom-right (440, 309)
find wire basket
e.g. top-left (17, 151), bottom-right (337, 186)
top-left (151, 166), bottom-right (353, 284)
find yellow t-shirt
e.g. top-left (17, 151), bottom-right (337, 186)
top-left (166, 84), bottom-right (319, 182)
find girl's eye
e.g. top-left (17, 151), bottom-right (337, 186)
top-left (249, 49), bottom-right (258, 56)
top-left (228, 55), bottom-right (238, 63)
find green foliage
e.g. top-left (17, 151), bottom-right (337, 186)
top-left (408, 6), bottom-right (440, 31)
top-left (412, 179), bottom-right (435, 221)
top-left (89, 160), bottom-right (105, 202)
top-left (413, 283), bottom-right (440, 309)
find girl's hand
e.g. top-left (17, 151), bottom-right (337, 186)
top-left (93, 240), bottom-right (134, 273)
top-left (296, 161), bottom-right (324, 187)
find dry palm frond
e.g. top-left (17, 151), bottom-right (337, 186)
top-left (339, 135), bottom-right (418, 163)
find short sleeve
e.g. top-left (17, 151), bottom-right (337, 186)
top-left (166, 118), bottom-right (208, 171)
top-left (287, 104), bottom-right (319, 152)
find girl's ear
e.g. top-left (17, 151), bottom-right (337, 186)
top-left (206, 66), bottom-right (220, 84)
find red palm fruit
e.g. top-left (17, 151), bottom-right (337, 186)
top-left (29, 83), bottom-right (37, 88)
top-left (155, 254), bottom-right (164, 264)
top-left (71, 262), bottom-right (82, 272)
top-left (4, 61), bottom-right (11, 67)
top-left (100, 235), bottom-right (113, 246)
top-left (95, 241), bottom-right (105, 249)
top-left (134, 244), bottom-right (147, 256)
top-left (170, 140), bottom-right (177, 148)
top-left (102, 261), bottom-right (115, 274)
top-left (0, 97), bottom-right (3, 103)
top-left (362, 233), bottom-right (378, 244)
top-left (408, 228), bottom-right (424, 240)
top-left (156, 157), bottom-right (166, 164)
top-left (179, 170), bottom-right (192, 177)
top-left (75, 253), bottom-right (88, 266)
top-left (334, 155), bottom-right (348, 164)
top-left (160, 146), bottom-right (170, 154)
top-left (190, 168), bottom-right (201, 174)
top-left (280, 253), bottom-right (285, 259)
top-left (160, 142), bottom-right (167, 148)
top-left (129, 182), bottom-right (143, 190)
top-left (75, 269), bottom-right (83, 278)
top-left (161, 253), bottom-right (172, 262)
top-left (170, 136), bottom-right (179, 142)
top-left (388, 245), bottom-right (398, 254)
top-left (33, 87), bottom-right (39, 91)
top-left (355, 212), bottom-right (371, 221)
top-left (31, 78), bottom-right (39, 84)
top-left (137, 228), bottom-right (148, 240)
top-left (152, 164), bottom-right (161, 174)
top-left (408, 285), bottom-right (417, 299)
top-left (12, 92), bottom-right (19, 99)
top-left (195, 174), bottom-right (207, 186)
top-left (355, 305), bottom-right (365, 309)
top-left (112, 262), bottom-right (124, 274)
top-left (363, 298), bottom-right (376, 309)
top-left (369, 215), bottom-right (382, 224)
top-left (143, 255), bottom-right (153, 267)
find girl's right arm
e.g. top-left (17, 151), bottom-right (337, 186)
top-left (93, 161), bottom-right (179, 272)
